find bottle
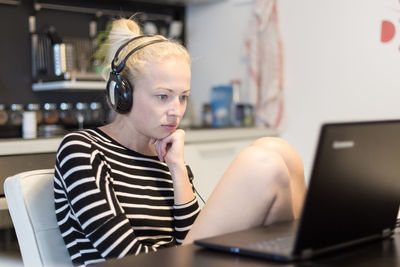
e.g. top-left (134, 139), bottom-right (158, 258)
top-left (202, 104), bottom-right (212, 128)
top-left (230, 79), bottom-right (242, 127)
top-left (22, 110), bottom-right (37, 139)
top-left (242, 104), bottom-right (254, 127)
top-left (27, 103), bottom-right (43, 125)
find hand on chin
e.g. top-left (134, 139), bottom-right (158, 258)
top-left (149, 129), bottom-right (185, 164)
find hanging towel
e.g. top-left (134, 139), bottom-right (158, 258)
top-left (245, 0), bottom-right (284, 130)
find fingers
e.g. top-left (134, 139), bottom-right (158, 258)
top-left (150, 137), bottom-right (165, 161)
top-left (153, 137), bottom-right (172, 162)
top-left (154, 140), bottom-right (165, 162)
top-left (161, 142), bottom-right (168, 161)
top-left (150, 130), bottom-right (186, 164)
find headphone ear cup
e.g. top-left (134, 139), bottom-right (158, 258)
top-left (107, 72), bottom-right (133, 114)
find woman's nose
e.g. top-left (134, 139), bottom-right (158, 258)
top-left (167, 98), bottom-right (184, 117)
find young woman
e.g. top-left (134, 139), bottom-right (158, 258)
top-left (54, 18), bottom-right (306, 266)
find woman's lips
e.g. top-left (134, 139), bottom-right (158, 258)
top-left (161, 124), bottom-right (177, 131)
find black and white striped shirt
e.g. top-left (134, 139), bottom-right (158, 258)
top-left (54, 128), bottom-right (200, 266)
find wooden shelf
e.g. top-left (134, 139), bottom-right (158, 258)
top-left (32, 80), bottom-right (106, 91)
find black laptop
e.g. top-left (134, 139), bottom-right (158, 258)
top-left (194, 120), bottom-right (400, 262)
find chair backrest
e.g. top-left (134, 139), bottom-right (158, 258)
top-left (4, 169), bottom-right (72, 267)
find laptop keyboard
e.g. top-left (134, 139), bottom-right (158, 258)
top-left (245, 236), bottom-right (294, 253)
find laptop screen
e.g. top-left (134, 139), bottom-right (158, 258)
top-left (294, 121), bottom-right (400, 254)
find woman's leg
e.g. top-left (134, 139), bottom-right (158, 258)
top-left (183, 137), bottom-right (306, 244)
top-left (251, 137), bottom-right (307, 218)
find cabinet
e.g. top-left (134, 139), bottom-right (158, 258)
top-left (185, 139), bottom-right (253, 206)
top-left (183, 127), bottom-right (277, 205)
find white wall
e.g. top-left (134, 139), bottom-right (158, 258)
top-left (187, 0), bottom-right (400, 180)
top-left (186, 0), bottom-right (253, 124)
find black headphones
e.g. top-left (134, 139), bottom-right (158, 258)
top-left (107, 35), bottom-right (167, 113)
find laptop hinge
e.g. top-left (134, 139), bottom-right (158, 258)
top-left (300, 248), bottom-right (313, 259)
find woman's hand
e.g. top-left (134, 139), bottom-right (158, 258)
top-left (151, 129), bottom-right (194, 205)
top-left (151, 129), bottom-right (186, 168)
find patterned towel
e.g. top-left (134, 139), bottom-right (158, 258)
top-left (245, 0), bottom-right (284, 130)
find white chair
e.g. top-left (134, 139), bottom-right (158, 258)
top-left (4, 169), bottom-right (72, 267)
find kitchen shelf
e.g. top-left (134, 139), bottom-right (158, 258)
top-left (0, 0), bottom-right (19, 6)
top-left (32, 80), bottom-right (106, 91)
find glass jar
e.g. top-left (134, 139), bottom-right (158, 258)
top-left (89, 102), bottom-right (104, 125)
top-left (202, 104), bottom-right (212, 128)
top-left (75, 102), bottom-right (90, 129)
top-left (0, 104), bottom-right (9, 126)
top-left (9, 104), bottom-right (24, 126)
top-left (59, 102), bottom-right (75, 127)
top-left (242, 104), bottom-right (254, 127)
top-left (43, 103), bottom-right (59, 125)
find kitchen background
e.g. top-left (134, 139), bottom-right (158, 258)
top-left (1, 0), bottom-right (400, 260)
top-left (0, 0), bottom-right (399, 185)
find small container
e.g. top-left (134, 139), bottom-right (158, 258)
top-left (27, 103), bottom-right (43, 125)
top-left (210, 85), bottom-right (233, 128)
top-left (43, 103), bottom-right (59, 125)
top-left (75, 102), bottom-right (90, 129)
top-left (89, 102), bottom-right (104, 125)
top-left (202, 104), bottom-right (212, 128)
top-left (9, 104), bottom-right (24, 126)
top-left (0, 104), bottom-right (9, 126)
top-left (242, 104), bottom-right (254, 127)
top-left (232, 104), bottom-right (244, 127)
top-left (59, 102), bottom-right (75, 127)
top-left (22, 111), bottom-right (37, 139)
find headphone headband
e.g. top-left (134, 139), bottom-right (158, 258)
top-left (111, 36), bottom-right (167, 73)
top-left (107, 35), bottom-right (168, 114)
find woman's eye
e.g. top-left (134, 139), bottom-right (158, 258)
top-left (180, 95), bottom-right (189, 101)
top-left (157, 95), bottom-right (167, 100)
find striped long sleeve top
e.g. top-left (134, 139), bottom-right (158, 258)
top-left (54, 128), bottom-right (200, 266)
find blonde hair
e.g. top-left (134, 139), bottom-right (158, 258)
top-left (101, 17), bottom-right (190, 84)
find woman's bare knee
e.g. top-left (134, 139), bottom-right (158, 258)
top-left (222, 145), bottom-right (292, 197)
top-left (237, 146), bottom-right (295, 225)
top-left (251, 137), bottom-right (304, 174)
top-left (251, 137), bottom-right (306, 218)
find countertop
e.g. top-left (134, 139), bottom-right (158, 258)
top-left (0, 127), bottom-right (277, 156)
